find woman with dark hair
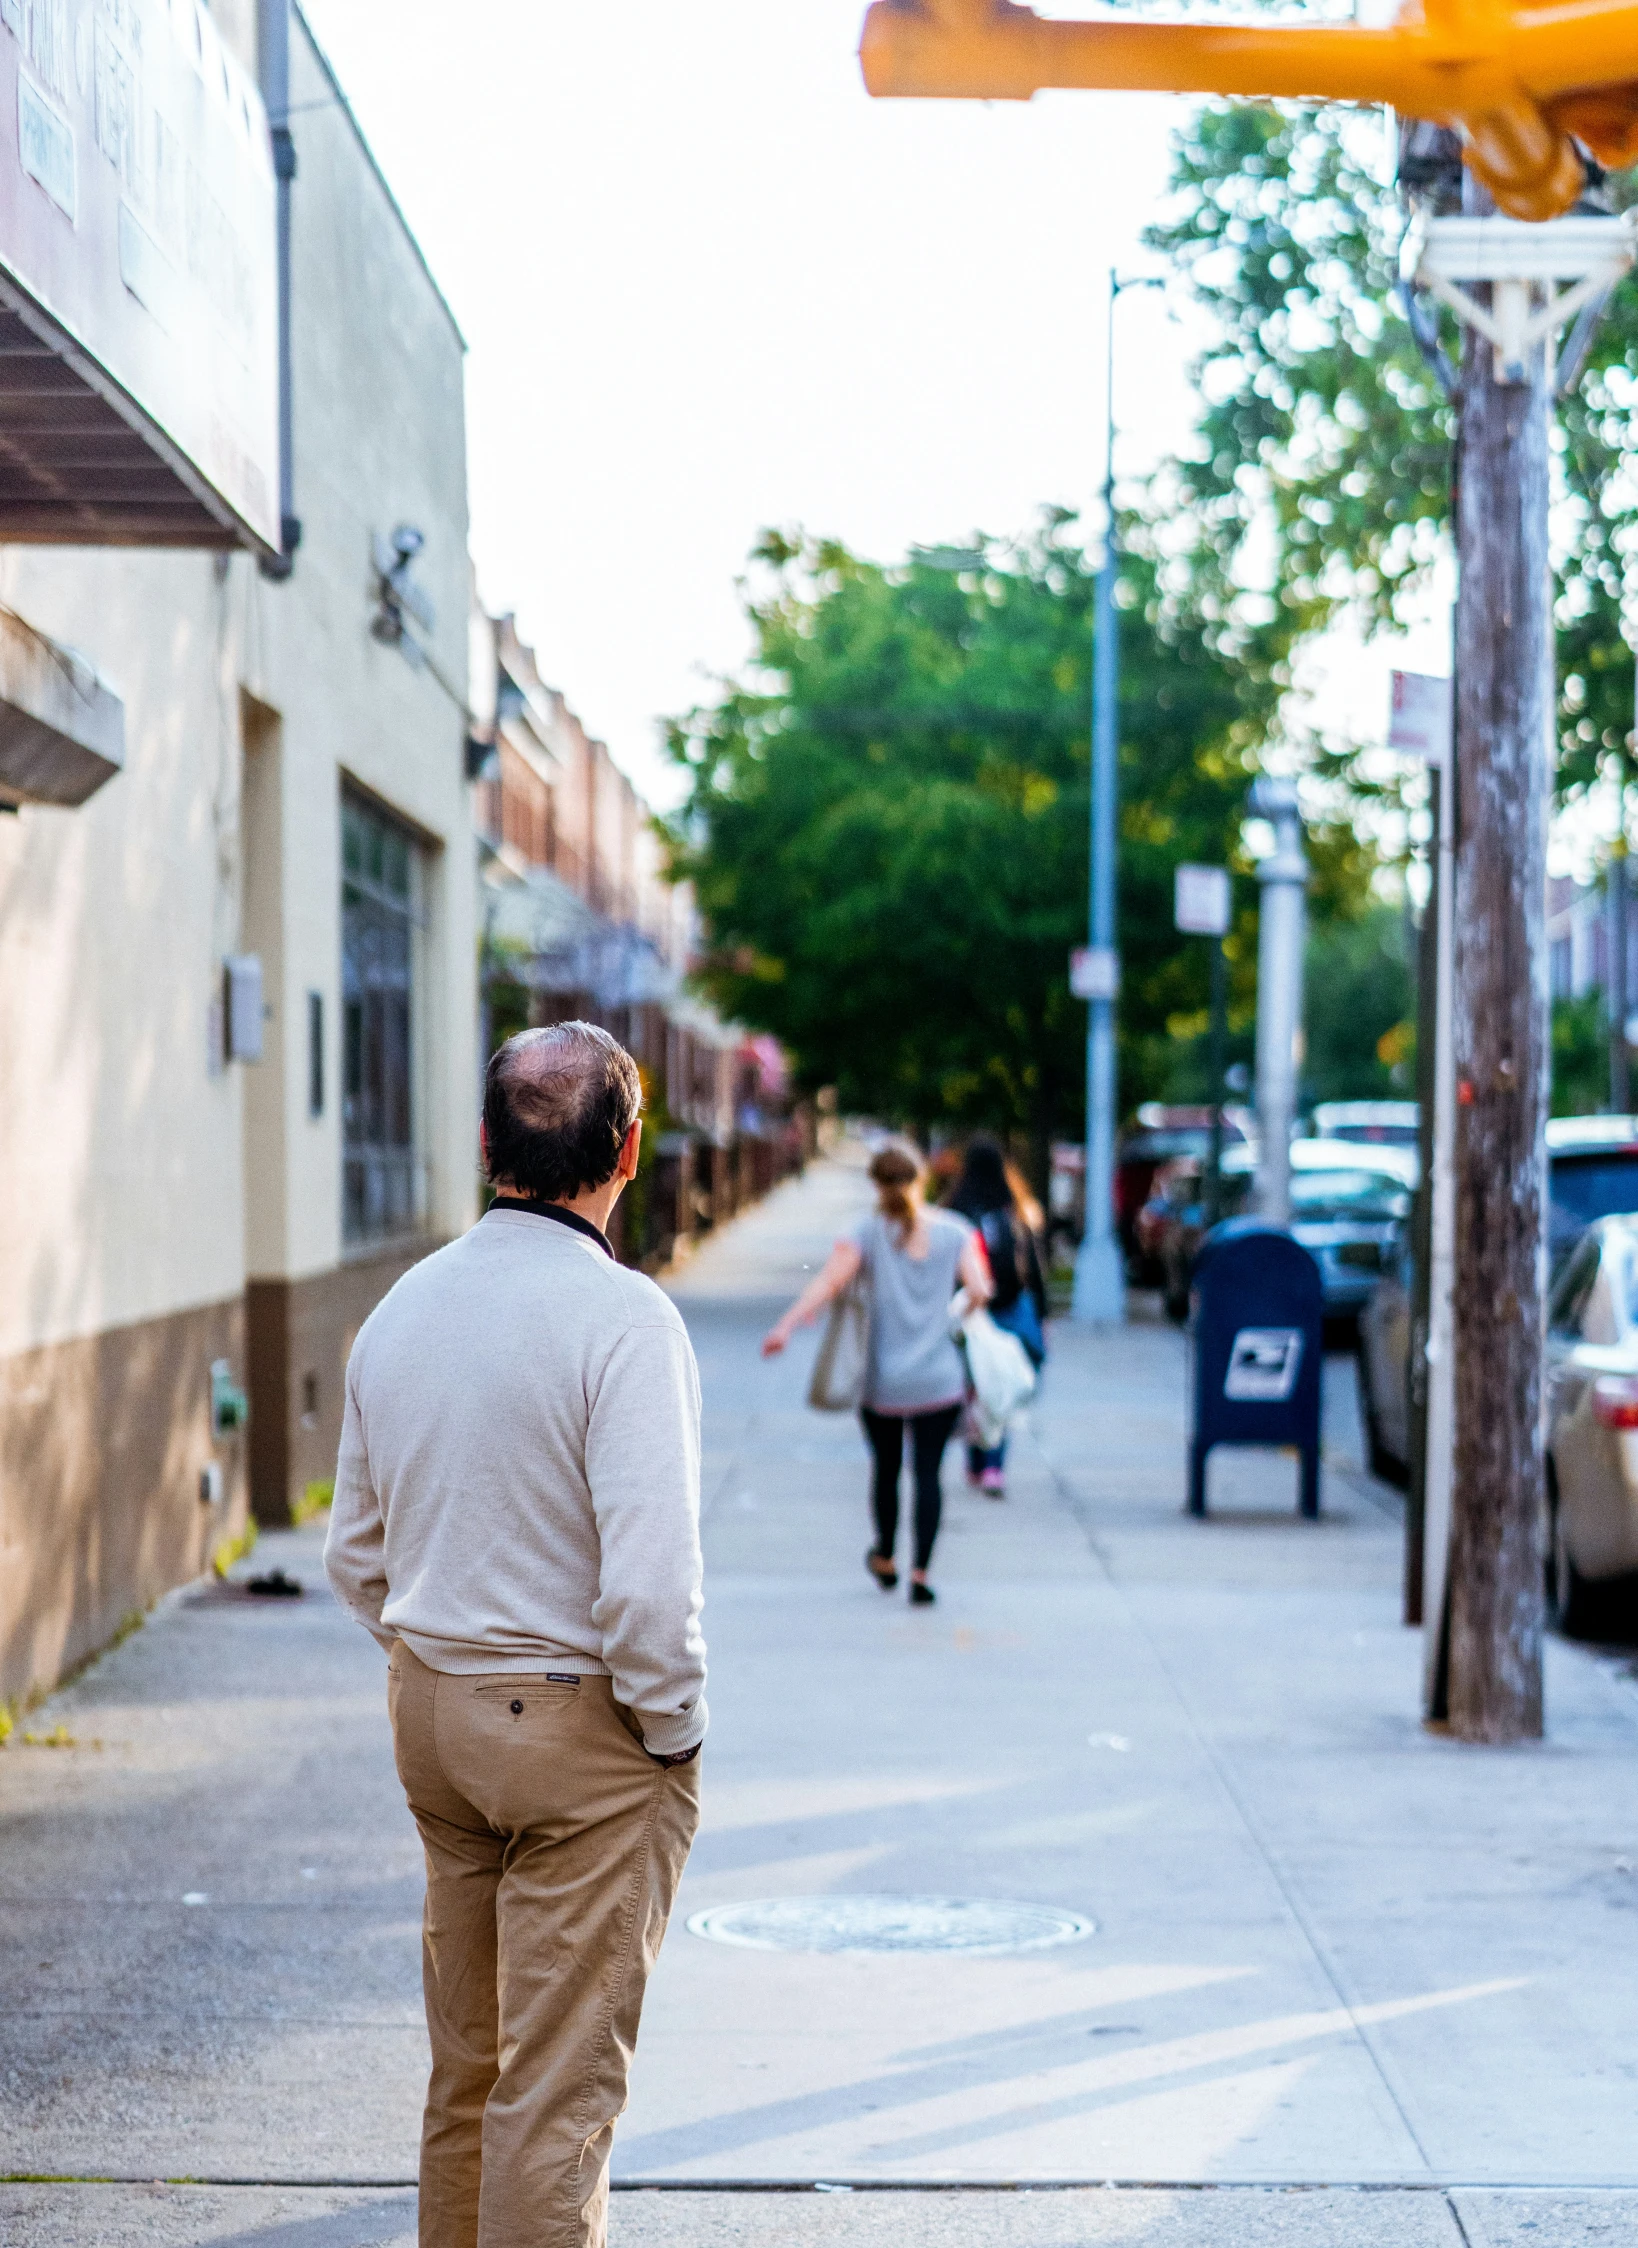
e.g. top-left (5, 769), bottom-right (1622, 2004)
top-left (947, 1135), bottom-right (1049, 1497)
top-left (762, 1142), bottom-right (991, 1605)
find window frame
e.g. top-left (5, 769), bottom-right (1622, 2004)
top-left (341, 786), bottom-right (429, 1249)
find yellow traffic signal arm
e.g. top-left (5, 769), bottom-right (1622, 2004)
top-left (859, 0), bottom-right (1638, 220)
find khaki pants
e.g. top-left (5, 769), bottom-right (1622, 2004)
top-left (388, 1645), bottom-right (700, 2248)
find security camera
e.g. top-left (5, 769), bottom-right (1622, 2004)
top-left (390, 523), bottom-right (424, 562)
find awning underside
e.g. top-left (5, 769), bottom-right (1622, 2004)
top-left (0, 304), bottom-right (238, 548)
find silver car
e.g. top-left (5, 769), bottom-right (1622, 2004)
top-left (1357, 1226), bottom-right (1414, 1484)
top-left (1545, 1215), bottom-right (1638, 1632)
top-left (1357, 1127), bottom-right (1638, 1490)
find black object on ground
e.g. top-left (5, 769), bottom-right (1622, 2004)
top-left (244, 1568), bottom-right (304, 1598)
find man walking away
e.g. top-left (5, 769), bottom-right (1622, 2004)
top-left (326, 1022), bottom-right (706, 2248)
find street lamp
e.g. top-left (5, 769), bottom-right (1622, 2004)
top-left (1072, 267), bottom-right (1163, 1325)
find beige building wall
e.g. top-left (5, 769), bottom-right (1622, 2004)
top-left (0, 4), bottom-right (474, 1707)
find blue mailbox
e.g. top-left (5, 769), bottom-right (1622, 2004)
top-left (1188, 1218), bottom-right (1323, 1520)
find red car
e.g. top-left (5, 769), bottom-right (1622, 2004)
top-left (1118, 1106), bottom-right (1250, 1282)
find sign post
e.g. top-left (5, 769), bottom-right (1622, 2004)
top-left (1174, 862), bottom-right (1232, 1223)
top-left (1389, 668), bottom-right (1454, 1646)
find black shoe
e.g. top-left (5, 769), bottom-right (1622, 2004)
top-left (908, 1579), bottom-right (936, 1606)
top-left (867, 1549), bottom-right (899, 1592)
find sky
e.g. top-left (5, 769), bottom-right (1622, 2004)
top-left (298, 0), bottom-right (1450, 815)
top-left (297, 1), bottom-right (1210, 802)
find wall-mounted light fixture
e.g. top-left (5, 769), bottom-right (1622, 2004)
top-left (370, 524), bottom-right (435, 668)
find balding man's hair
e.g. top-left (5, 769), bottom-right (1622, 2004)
top-left (483, 1023), bottom-right (643, 1203)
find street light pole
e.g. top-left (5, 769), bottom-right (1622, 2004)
top-left (1249, 776), bottom-right (1306, 1227)
top-left (1073, 268), bottom-right (1159, 1324)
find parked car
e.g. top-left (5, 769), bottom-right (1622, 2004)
top-left (1546, 1115), bottom-right (1638, 1276)
top-left (1357, 1225), bottom-right (1414, 1484)
top-left (1116, 1106), bottom-right (1250, 1283)
top-left (1545, 1215), bottom-right (1638, 1632)
top-left (1150, 1138), bottom-right (1415, 1323)
top-left (1311, 1100), bottom-right (1420, 1151)
top-left (1354, 1119), bottom-right (1638, 1490)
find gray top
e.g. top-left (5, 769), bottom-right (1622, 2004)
top-left (851, 1207), bottom-right (972, 1414)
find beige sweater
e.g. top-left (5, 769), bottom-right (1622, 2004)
top-left (324, 1206), bottom-right (707, 1755)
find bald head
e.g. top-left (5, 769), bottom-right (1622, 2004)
top-left (483, 1023), bottom-right (643, 1203)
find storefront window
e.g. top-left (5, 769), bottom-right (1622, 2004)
top-left (342, 791), bottom-right (424, 1243)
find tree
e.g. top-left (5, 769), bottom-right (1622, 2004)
top-left (664, 519), bottom-right (1278, 1148)
top-left (1304, 902), bottom-right (1414, 1105)
top-left (1143, 101), bottom-right (1638, 805)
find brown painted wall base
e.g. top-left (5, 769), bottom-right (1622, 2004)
top-left (246, 1240), bottom-right (440, 1527)
top-left (0, 1297), bottom-right (247, 1707)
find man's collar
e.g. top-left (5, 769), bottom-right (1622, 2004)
top-left (487, 1196), bottom-right (615, 1259)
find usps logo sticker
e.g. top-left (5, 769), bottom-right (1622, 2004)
top-left (1224, 1327), bottom-right (1304, 1402)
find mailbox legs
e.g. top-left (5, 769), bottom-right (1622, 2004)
top-left (1187, 1439), bottom-right (1321, 1518)
top-left (1299, 1443), bottom-right (1320, 1521)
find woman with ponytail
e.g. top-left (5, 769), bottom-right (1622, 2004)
top-left (763, 1141), bottom-right (991, 1605)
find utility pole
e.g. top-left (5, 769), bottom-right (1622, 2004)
top-left (1444, 178), bottom-right (1552, 1744)
top-left (1073, 269), bottom-right (1160, 1324)
top-left (1249, 777), bottom-right (1306, 1227)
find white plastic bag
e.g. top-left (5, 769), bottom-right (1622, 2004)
top-left (955, 1299), bottom-right (1037, 1448)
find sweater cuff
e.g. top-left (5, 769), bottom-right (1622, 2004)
top-left (639, 1699), bottom-right (707, 1757)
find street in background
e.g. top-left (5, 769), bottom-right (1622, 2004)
top-left (1144, 1137), bottom-right (1415, 1325)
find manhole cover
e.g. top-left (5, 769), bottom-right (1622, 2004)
top-left (686, 1894), bottom-right (1095, 1957)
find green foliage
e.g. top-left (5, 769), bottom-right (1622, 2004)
top-left (293, 1480), bottom-right (333, 1527)
top-left (1303, 902), bottom-right (1414, 1105)
top-left (211, 1520), bottom-right (258, 1579)
top-left (1552, 991), bottom-right (1610, 1117)
top-left (665, 520), bottom-right (1280, 1136)
top-left (1145, 103), bottom-right (1638, 802)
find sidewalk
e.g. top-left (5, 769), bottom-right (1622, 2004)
top-left (4, 1153), bottom-right (1637, 2246)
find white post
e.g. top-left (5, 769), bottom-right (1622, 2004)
top-left (1250, 777), bottom-right (1306, 1225)
top-left (1422, 730), bottom-right (1458, 1711)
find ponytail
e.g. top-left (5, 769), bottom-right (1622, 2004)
top-left (869, 1144), bottom-right (922, 1239)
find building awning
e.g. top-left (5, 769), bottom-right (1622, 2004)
top-left (0, 4), bottom-right (279, 554)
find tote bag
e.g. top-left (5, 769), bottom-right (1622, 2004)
top-left (807, 1273), bottom-right (871, 1412)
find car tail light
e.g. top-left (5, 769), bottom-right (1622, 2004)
top-left (1592, 1375), bottom-right (1638, 1429)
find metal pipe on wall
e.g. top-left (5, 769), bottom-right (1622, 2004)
top-left (259, 0), bottom-right (300, 576)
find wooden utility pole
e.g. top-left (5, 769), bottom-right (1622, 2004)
top-left (1446, 184), bottom-right (1551, 1744)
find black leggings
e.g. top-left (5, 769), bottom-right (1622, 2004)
top-left (860, 1403), bottom-right (962, 1575)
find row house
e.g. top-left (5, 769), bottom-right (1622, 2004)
top-left (468, 610), bottom-right (803, 1267)
top-left (1548, 870), bottom-right (1638, 1031)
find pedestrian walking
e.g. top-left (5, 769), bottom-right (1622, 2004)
top-left (947, 1135), bottom-right (1049, 1497)
top-left (325, 1023), bottom-right (706, 2248)
top-left (762, 1141), bottom-right (990, 1605)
